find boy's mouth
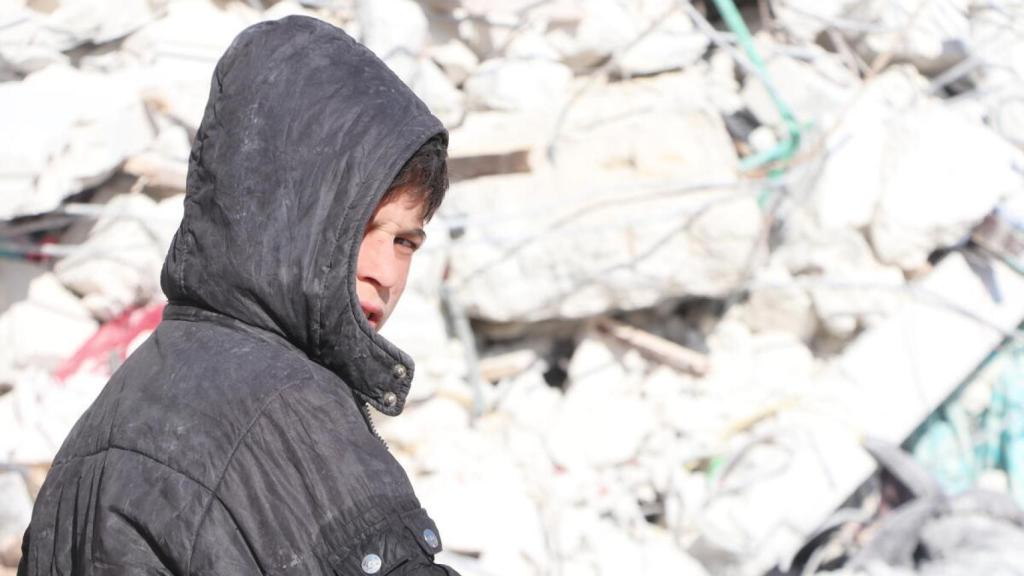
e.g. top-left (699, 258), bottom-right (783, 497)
top-left (360, 301), bottom-right (383, 329)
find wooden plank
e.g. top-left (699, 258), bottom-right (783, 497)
top-left (594, 317), bottom-right (710, 376)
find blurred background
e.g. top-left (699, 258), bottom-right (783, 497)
top-left (2, 0), bottom-right (1024, 574)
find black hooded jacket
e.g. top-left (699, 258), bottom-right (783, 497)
top-left (19, 16), bottom-right (459, 576)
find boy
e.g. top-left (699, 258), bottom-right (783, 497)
top-left (20, 15), bottom-right (459, 575)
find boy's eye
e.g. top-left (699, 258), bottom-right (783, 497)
top-left (395, 236), bottom-right (421, 252)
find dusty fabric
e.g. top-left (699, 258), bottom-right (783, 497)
top-left (19, 16), bottom-right (457, 575)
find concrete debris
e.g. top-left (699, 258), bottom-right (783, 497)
top-left (0, 66), bottom-right (154, 220)
top-left (406, 57), bottom-right (467, 128)
top-left (0, 471), bottom-right (32, 568)
top-left (546, 335), bottom-right (656, 470)
top-left (54, 192), bottom-right (180, 321)
top-left (544, 0), bottom-right (708, 76)
top-left (463, 57), bottom-right (573, 112)
top-left (120, 0), bottom-right (255, 130)
top-left (5, 1), bottom-right (1024, 575)
top-left (427, 36), bottom-right (479, 86)
top-left (869, 101), bottom-right (1024, 272)
top-left (849, 0), bottom-right (972, 76)
top-left (358, 0), bottom-right (428, 81)
top-left (773, 0), bottom-right (971, 75)
top-left (444, 173), bottom-right (760, 322)
top-left (0, 260), bottom-right (98, 382)
top-left (741, 37), bottom-right (860, 130)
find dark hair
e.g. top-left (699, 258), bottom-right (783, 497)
top-left (382, 133), bottom-right (448, 222)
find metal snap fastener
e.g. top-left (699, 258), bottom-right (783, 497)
top-left (383, 391), bottom-right (397, 407)
top-left (361, 553), bottom-right (382, 574)
top-left (392, 363), bottom-right (407, 379)
top-left (423, 528), bottom-right (439, 549)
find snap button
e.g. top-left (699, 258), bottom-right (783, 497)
top-left (423, 528), bottom-right (439, 549)
top-left (383, 391), bottom-right (398, 407)
top-left (392, 363), bottom-right (407, 379)
top-left (361, 553), bottom-right (382, 574)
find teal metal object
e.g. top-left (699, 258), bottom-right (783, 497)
top-left (709, 0), bottom-right (802, 175)
top-left (909, 339), bottom-right (1024, 504)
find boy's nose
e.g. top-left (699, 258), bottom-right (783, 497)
top-left (357, 236), bottom-right (401, 290)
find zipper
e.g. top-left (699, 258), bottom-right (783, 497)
top-left (361, 401), bottom-right (389, 450)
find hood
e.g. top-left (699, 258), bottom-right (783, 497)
top-left (160, 16), bottom-right (446, 416)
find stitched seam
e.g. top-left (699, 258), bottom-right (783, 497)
top-left (107, 445), bottom-right (215, 492)
top-left (184, 364), bottom-right (320, 573)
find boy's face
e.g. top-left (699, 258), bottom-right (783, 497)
top-left (356, 188), bottom-right (427, 331)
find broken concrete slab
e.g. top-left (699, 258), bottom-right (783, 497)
top-left (42, 0), bottom-right (166, 48)
top-left (0, 65), bottom-right (155, 219)
top-left (0, 4), bottom-right (73, 78)
top-left (0, 260), bottom-right (98, 381)
top-left (54, 193), bottom-right (174, 321)
top-left (0, 471), bottom-right (32, 554)
top-left (711, 252), bottom-right (1024, 575)
top-left (443, 172), bottom-right (759, 322)
top-left (740, 38), bottom-right (860, 130)
top-left (121, 0), bottom-right (254, 131)
top-left (547, 69), bottom-right (731, 178)
top-left (358, 0), bottom-right (428, 81)
top-left (545, 334), bottom-right (656, 470)
top-left (544, 0), bottom-right (707, 76)
top-left (463, 57), bottom-right (573, 112)
top-left (869, 101), bottom-right (1024, 272)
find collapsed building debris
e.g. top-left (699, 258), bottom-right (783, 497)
top-left (2, 0), bottom-right (1024, 574)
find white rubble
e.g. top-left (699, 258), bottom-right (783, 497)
top-left (869, 101), bottom-right (1024, 272)
top-left (805, 66), bottom-right (925, 230)
top-left (0, 3), bottom-right (72, 77)
top-left (771, 226), bottom-right (906, 339)
top-left (0, 370), bottom-right (108, 463)
top-left (772, 0), bottom-right (971, 75)
top-left (405, 58), bottom-right (466, 127)
top-left (43, 0), bottom-right (165, 48)
top-left (0, 261), bottom-right (98, 383)
top-left (0, 65), bottom-right (155, 220)
top-left (444, 171), bottom-right (759, 322)
top-left (0, 471), bottom-right (32, 549)
top-left (120, 0), bottom-right (255, 131)
top-left (770, 0), bottom-right (860, 43)
top-left (850, 0), bottom-right (971, 76)
top-left (54, 192), bottom-right (181, 321)
top-left (806, 63), bottom-right (1024, 273)
top-left (741, 264), bottom-right (817, 341)
top-left (427, 36), bottom-right (479, 86)
top-left (358, 0), bottom-right (427, 80)
top-left (969, 4), bottom-right (1024, 148)
top-left (463, 57), bottom-right (573, 112)
top-left (446, 69), bottom-right (756, 322)
top-left (545, 0), bottom-right (708, 76)
top-left (546, 335), bottom-right (655, 470)
top-left (740, 39), bottom-right (860, 130)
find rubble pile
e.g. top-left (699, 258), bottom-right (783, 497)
top-left (2, 0), bottom-right (1024, 574)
